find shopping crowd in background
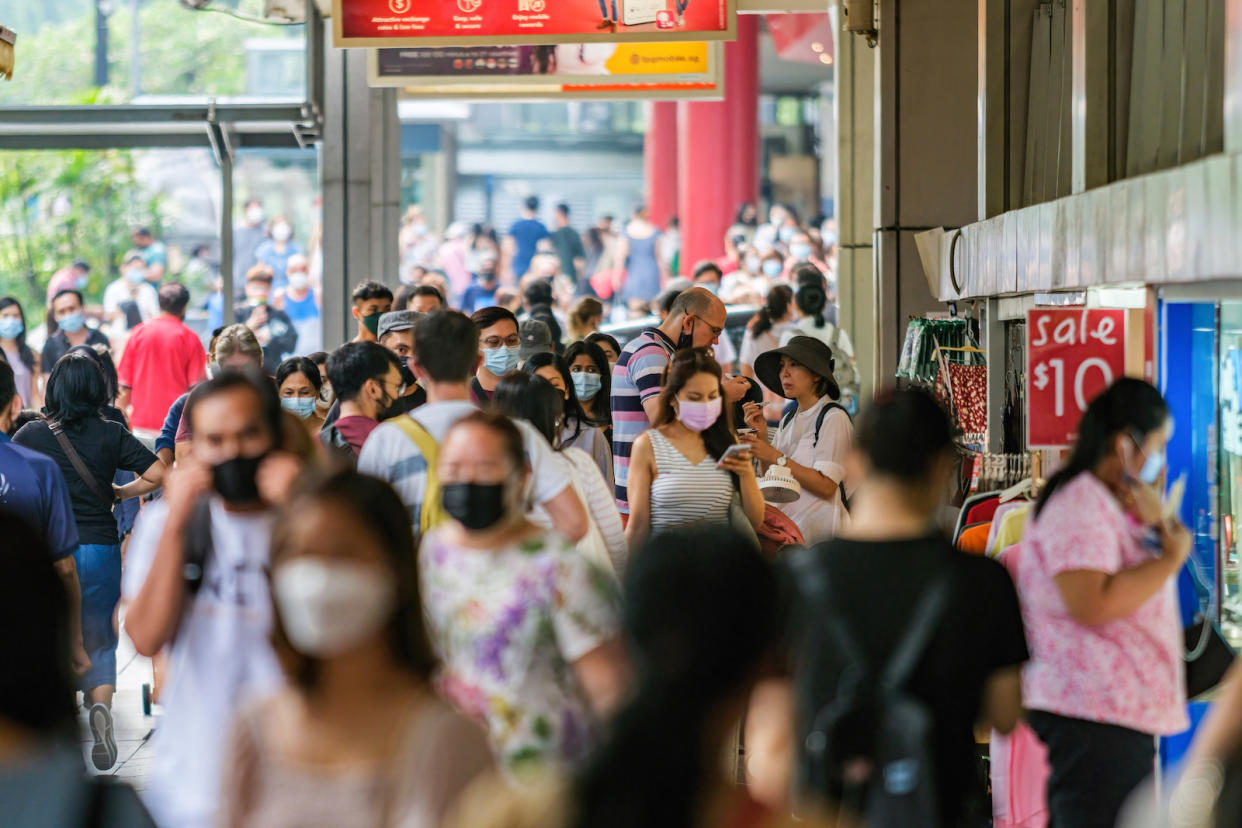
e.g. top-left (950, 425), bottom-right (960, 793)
top-left (0, 191), bottom-right (1233, 828)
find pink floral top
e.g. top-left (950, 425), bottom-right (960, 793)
top-left (1017, 472), bottom-right (1188, 735)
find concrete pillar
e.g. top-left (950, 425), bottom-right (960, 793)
top-left (320, 41), bottom-right (400, 350)
top-left (644, 102), bottom-right (679, 230)
top-left (726, 15), bottom-right (761, 212)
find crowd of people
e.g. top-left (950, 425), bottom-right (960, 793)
top-left (0, 193), bottom-right (1234, 828)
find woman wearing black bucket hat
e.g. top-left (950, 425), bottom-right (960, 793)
top-left (740, 335), bottom-right (853, 543)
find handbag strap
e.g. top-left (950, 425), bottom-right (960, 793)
top-left (49, 421), bottom-right (116, 509)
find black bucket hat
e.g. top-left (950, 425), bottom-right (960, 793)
top-left (754, 335), bottom-right (839, 401)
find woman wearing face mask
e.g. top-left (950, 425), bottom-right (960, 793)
top-left (624, 348), bottom-right (764, 550)
top-left (470, 307), bottom-right (522, 405)
top-left (218, 470), bottom-right (494, 827)
top-left (494, 373), bottom-right (626, 576)
top-left (419, 411), bottom-right (628, 777)
top-left (254, 214), bottom-right (304, 292)
top-left (523, 352), bottom-right (613, 489)
top-left (275, 357), bottom-right (325, 437)
top-left (584, 332), bottom-right (620, 370)
top-left (757, 251), bottom-right (785, 290)
top-left (564, 340), bottom-right (612, 443)
top-left (0, 296), bottom-right (39, 409)
top-left (1018, 378), bottom-right (1191, 827)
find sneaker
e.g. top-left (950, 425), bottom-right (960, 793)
top-left (89, 703), bottom-right (118, 771)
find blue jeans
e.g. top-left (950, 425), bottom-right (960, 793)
top-left (75, 543), bottom-right (121, 692)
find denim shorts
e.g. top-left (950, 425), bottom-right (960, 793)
top-left (74, 543), bottom-right (122, 691)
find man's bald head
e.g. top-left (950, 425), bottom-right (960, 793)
top-left (662, 286), bottom-right (727, 350)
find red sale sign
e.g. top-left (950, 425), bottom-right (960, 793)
top-left (1026, 308), bottom-right (1127, 448)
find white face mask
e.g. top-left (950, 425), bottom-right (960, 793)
top-left (288, 271), bottom-right (310, 291)
top-left (272, 558), bottom-right (397, 658)
top-left (272, 222), bottom-right (293, 242)
top-left (246, 205), bottom-right (265, 225)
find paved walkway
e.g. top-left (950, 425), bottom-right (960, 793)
top-left (82, 619), bottom-right (155, 791)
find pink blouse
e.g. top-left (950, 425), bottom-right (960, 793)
top-left (1017, 472), bottom-right (1188, 736)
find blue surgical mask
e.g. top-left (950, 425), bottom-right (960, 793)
top-left (281, 397), bottom-right (317, 420)
top-left (789, 244), bottom-right (813, 261)
top-left (699, 282), bottom-right (720, 295)
top-left (779, 226), bottom-right (796, 244)
top-left (1130, 433), bottom-right (1166, 485)
top-left (762, 260), bottom-right (783, 278)
top-left (125, 267), bottom-right (146, 284)
top-left (58, 312), bottom-right (85, 334)
top-left (75, 275), bottom-right (90, 290)
top-left (572, 371), bottom-right (602, 401)
top-left (0, 318), bottom-right (24, 340)
top-left (483, 346), bottom-right (520, 376)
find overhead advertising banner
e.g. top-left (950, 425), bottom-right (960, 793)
top-left (368, 42), bottom-right (718, 87)
top-left (393, 77), bottom-right (721, 100)
top-left (1026, 308), bottom-right (1127, 448)
top-left (333, 0), bottom-right (735, 47)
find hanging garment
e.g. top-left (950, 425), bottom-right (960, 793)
top-left (957, 522), bottom-right (992, 556)
top-left (947, 362), bottom-right (988, 438)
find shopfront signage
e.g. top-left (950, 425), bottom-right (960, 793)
top-left (368, 42), bottom-right (717, 87)
top-left (333, 0), bottom-right (735, 48)
top-left (1026, 308), bottom-right (1127, 448)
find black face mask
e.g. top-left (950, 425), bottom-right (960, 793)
top-left (211, 454), bottom-right (266, 505)
top-left (677, 319), bottom-right (695, 350)
top-left (441, 482), bottom-right (507, 531)
top-left (398, 359), bottom-right (417, 390)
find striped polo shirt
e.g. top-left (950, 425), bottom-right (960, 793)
top-left (611, 326), bottom-right (676, 513)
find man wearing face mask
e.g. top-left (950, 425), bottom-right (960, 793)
top-left (41, 289), bottom-right (111, 378)
top-left (253, 214), bottom-right (303, 292)
top-left (469, 306), bottom-right (521, 405)
top-left (610, 286), bottom-right (729, 519)
top-left (272, 254), bottom-right (321, 354)
top-left (319, 342), bottom-right (405, 458)
top-left (123, 370), bottom-right (294, 828)
top-left (377, 311), bottom-right (427, 415)
top-left (350, 280), bottom-right (394, 344)
top-left (233, 198), bottom-right (267, 290)
top-left (104, 252), bottom-right (160, 339)
top-left (233, 265), bottom-right (298, 375)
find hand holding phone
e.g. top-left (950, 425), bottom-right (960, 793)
top-left (717, 443), bottom-right (753, 466)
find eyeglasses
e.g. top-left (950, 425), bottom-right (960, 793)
top-left (692, 316), bottom-right (725, 338)
top-left (482, 335), bottom-right (521, 349)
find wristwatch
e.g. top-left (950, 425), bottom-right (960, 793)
top-left (776, 454), bottom-right (788, 467)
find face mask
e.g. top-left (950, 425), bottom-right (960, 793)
top-left (211, 454), bottom-right (266, 505)
top-left (789, 244), bottom-right (813, 261)
top-left (126, 268), bottom-right (146, 284)
top-left (779, 226), bottom-right (797, 244)
top-left (762, 260), bottom-right (783, 278)
top-left (246, 205), bottom-right (265, 225)
top-left (281, 397), bottom-right (317, 419)
top-left (273, 558), bottom-right (397, 658)
top-left (361, 311), bottom-right (382, 337)
top-left (744, 256), bottom-right (761, 273)
top-left (1130, 434), bottom-right (1166, 485)
top-left (58, 312), bottom-right (85, 335)
top-left (699, 282), bottom-right (720, 295)
top-left (677, 319), bottom-right (697, 350)
top-left (397, 359), bottom-right (417, 389)
top-left (677, 396), bottom-right (722, 432)
top-left (0, 318), bottom-right (23, 340)
top-left (272, 222), bottom-right (293, 242)
top-left (442, 482), bottom-right (508, 531)
top-left (287, 272), bottom-right (309, 291)
top-left (483, 346), bottom-right (521, 376)
top-left (75, 274), bottom-right (90, 290)
top-left (572, 371), bottom-right (602, 401)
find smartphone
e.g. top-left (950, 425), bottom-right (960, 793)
top-left (1164, 474), bottom-right (1187, 522)
top-left (717, 443), bottom-right (753, 465)
top-left (736, 427), bottom-right (757, 437)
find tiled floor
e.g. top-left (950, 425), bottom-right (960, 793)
top-left (81, 627), bottom-right (156, 791)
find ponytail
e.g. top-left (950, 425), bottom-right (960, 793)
top-left (795, 283), bottom-right (827, 329)
top-left (750, 284), bottom-right (794, 339)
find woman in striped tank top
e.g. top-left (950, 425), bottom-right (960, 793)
top-left (624, 348), bottom-right (764, 548)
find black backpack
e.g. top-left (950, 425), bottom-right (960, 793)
top-left (779, 402), bottom-right (852, 510)
top-left (791, 550), bottom-right (954, 828)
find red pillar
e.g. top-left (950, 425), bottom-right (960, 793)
top-left (644, 102), bottom-right (679, 230)
top-left (727, 15), bottom-right (760, 211)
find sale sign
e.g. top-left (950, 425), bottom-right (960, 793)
top-left (1026, 308), bottom-right (1127, 448)
top-left (333, 0), bottom-right (735, 47)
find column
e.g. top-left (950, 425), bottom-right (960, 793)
top-left (644, 102), bottom-right (679, 230)
top-left (726, 15), bottom-right (760, 211)
top-left (677, 94), bottom-right (732, 270)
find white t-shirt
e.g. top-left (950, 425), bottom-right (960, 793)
top-left (357, 400), bottom-right (573, 529)
top-left (103, 278), bottom-right (160, 329)
top-left (770, 396), bottom-right (853, 544)
top-left (122, 497), bottom-right (284, 828)
top-left (781, 316), bottom-right (855, 360)
top-left (739, 320), bottom-right (796, 373)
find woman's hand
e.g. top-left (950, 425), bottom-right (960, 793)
top-left (741, 402), bottom-right (768, 442)
top-left (1159, 518), bottom-right (1192, 569)
top-left (718, 450), bottom-right (757, 477)
top-left (739, 432), bottom-right (780, 465)
top-left (1121, 479), bottom-right (1164, 527)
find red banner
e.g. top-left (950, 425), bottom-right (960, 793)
top-left (334, 0), bottom-right (735, 47)
top-left (1026, 308), bottom-right (1127, 448)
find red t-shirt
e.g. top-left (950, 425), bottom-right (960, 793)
top-left (334, 415), bottom-right (379, 455)
top-left (117, 314), bottom-right (206, 431)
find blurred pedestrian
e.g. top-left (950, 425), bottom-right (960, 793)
top-left (584, 331), bottom-right (620, 368)
top-left (234, 198), bottom-right (267, 288)
top-left (623, 348), bottom-right (763, 549)
top-left (272, 253), bottom-right (321, 355)
top-left (507, 196), bottom-right (550, 280)
top-left (130, 227), bottom-right (167, 284)
top-left (169, 324), bottom-right (264, 461)
top-left (116, 283), bottom-right (206, 436)
top-left (350, 281), bottom-right (394, 344)
top-left (275, 356), bottom-right (325, 436)
top-left (1019, 378), bottom-right (1190, 826)
top-left (320, 342), bottom-right (403, 458)
top-left (551, 203), bottom-right (587, 288)
top-left (523, 351), bottom-right (612, 487)
top-left (14, 353), bottom-right (164, 770)
top-left (124, 370), bottom-right (295, 828)
top-left (567, 297), bottom-right (604, 342)
top-left (254, 214), bottom-right (303, 292)
top-left (617, 204), bottom-right (664, 312)
top-left (104, 252), bottom-right (160, 344)
top-left (408, 284), bottom-right (446, 314)
top-left (0, 296), bottom-right (39, 408)
top-left (234, 266), bottom-right (298, 375)
top-left (461, 253), bottom-right (501, 314)
top-left (42, 289), bottom-right (110, 378)
top-left (0, 512), bottom-right (155, 827)
top-left (420, 411), bottom-right (627, 775)
top-left (739, 284), bottom-right (796, 380)
top-left (44, 259), bottom-right (92, 304)
top-left (218, 470), bottom-right (493, 828)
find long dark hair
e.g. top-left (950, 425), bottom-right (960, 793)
top-left (1034, 377), bottom-right (1169, 516)
top-left (564, 340), bottom-right (612, 429)
top-left (794, 278), bottom-right (828, 329)
top-left (655, 348), bottom-right (735, 464)
top-left (0, 297), bottom-right (35, 372)
top-left (523, 351), bottom-right (588, 445)
top-left (66, 344), bottom-right (118, 406)
top-left (44, 352), bottom-right (106, 428)
top-left (271, 470), bottom-right (438, 690)
top-left (492, 372), bottom-right (564, 449)
top-left (749, 283), bottom-right (794, 339)
top-left (572, 527), bottom-right (779, 828)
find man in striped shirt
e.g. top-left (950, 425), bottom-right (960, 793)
top-left (611, 287), bottom-right (728, 514)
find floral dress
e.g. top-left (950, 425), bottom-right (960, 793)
top-left (418, 528), bottom-right (622, 775)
